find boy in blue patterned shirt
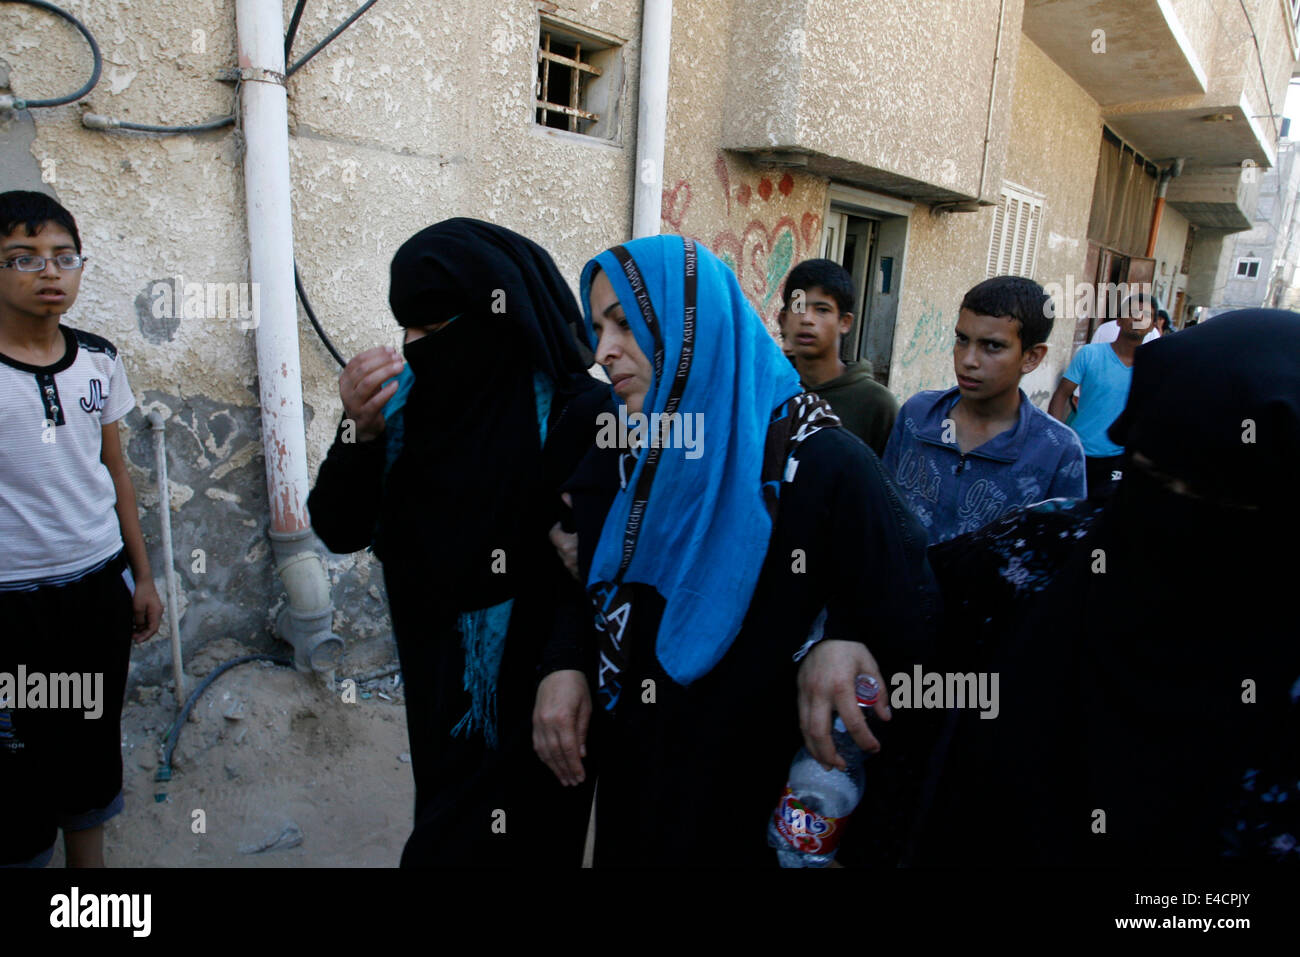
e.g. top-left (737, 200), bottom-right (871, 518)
top-left (882, 276), bottom-right (1086, 545)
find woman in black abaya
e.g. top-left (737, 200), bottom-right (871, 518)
top-left (308, 219), bottom-right (609, 867)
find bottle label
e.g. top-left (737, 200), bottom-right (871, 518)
top-left (771, 786), bottom-right (846, 855)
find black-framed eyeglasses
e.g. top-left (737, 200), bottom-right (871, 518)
top-left (0, 254), bottom-right (87, 272)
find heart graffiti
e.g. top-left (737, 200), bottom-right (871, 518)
top-left (662, 156), bottom-right (824, 328)
top-left (712, 214), bottom-right (820, 327)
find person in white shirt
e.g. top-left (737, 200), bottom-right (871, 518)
top-left (1091, 317), bottom-right (1159, 345)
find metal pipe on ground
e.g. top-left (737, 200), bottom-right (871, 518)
top-left (146, 411), bottom-right (186, 702)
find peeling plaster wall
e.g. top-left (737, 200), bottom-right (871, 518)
top-left (888, 34), bottom-right (1102, 409)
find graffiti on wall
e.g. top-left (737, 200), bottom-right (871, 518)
top-left (661, 154), bottom-right (823, 328)
top-left (899, 299), bottom-right (952, 369)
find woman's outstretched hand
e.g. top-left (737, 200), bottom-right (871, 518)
top-left (534, 669), bottom-right (591, 786)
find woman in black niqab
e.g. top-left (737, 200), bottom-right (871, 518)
top-left (308, 218), bottom-right (607, 867)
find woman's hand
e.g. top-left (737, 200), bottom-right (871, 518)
top-left (340, 346), bottom-right (404, 442)
top-left (533, 669), bottom-right (591, 786)
top-left (797, 639), bottom-right (891, 771)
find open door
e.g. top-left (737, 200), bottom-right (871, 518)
top-left (1126, 256), bottom-right (1156, 295)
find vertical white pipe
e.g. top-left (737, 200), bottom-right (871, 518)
top-left (632, 0), bottom-right (673, 239)
top-left (236, 0), bottom-right (309, 535)
top-left (235, 0), bottom-right (343, 672)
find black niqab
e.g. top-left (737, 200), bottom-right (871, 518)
top-left (376, 218), bottom-right (599, 610)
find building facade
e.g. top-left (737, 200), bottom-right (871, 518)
top-left (1201, 136), bottom-right (1300, 316)
top-left (2, 0), bottom-right (1296, 677)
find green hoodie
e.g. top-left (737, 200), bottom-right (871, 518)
top-left (802, 360), bottom-right (899, 458)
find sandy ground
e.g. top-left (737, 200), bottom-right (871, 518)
top-left (98, 637), bottom-right (415, 868)
top-left (80, 636), bottom-right (597, 868)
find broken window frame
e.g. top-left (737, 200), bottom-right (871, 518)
top-left (535, 23), bottom-right (605, 136)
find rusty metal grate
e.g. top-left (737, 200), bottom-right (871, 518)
top-left (536, 29), bottom-right (603, 134)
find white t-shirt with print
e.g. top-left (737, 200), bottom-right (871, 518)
top-left (0, 325), bottom-right (135, 586)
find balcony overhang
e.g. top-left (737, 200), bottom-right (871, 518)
top-left (1022, 0), bottom-right (1206, 106)
top-left (1166, 167), bottom-right (1258, 231)
top-left (734, 148), bottom-right (989, 207)
top-left (1103, 94), bottom-right (1275, 170)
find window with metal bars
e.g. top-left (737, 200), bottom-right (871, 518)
top-left (986, 183), bottom-right (1045, 279)
top-left (535, 20), bottom-right (623, 140)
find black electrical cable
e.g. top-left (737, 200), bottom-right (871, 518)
top-left (295, 264), bottom-right (347, 367)
top-left (285, 0), bottom-right (309, 60)
top-left (286, 0), bottom-right (380, 78)
top-left (1238, 0), bottom-right (1280, 143)
top-left (0, 0), bottom-right (102, 108)
top-left (286, 1), bottom-right (374, 368)
top-left (95, 115), bottom-right (236, 135)
top-left (156, 654), bottom-right (294, 781)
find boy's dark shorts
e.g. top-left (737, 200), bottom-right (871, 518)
top-left (0, 551), bottom-right (134, 866)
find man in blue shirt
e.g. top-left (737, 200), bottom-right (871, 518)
top-left (883, 276), bottom-right (1087, 545)
top-left (1048, 292), bottom-right (1154, 498)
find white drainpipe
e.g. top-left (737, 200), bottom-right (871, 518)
top-left (235, 0), bottom-right (342, 672)
top-left (632, 0), bottom-right (673, 239)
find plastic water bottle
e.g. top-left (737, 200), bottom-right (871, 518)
top-left (767, 674), bottom-right (880, 867)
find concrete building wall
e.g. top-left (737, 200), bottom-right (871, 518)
top-left (722, 0), bottom-right (1022, 204)
top-left (1, 0), bottom-right (642, 682)
top-left (1214, 140), bottom-right (1299, 309)
top-left (887, 35), bottom-right (1102, 409)
top-left (10, 1), bottom-right (1272, 688)
top-left (660, 0), bottom-right (828, 332)
top-left (1169, 0), bottom-right (1218, 72)
top-left (1186, 227), bottom-right (1231, 306)
top-left (1151, 204), bottom-right (1191, 315)
top-left (1204, 0), bottom-right (1294, 158)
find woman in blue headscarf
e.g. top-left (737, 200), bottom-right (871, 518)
top-left (533, 235), bottom-right (939, 866)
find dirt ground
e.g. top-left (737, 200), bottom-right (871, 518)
top-left (97, 637), bottom-right (416, 867)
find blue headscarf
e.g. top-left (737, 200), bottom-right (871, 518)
top-left (578, 236), bottom-right (803, 696)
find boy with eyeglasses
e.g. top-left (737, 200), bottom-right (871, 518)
top-left (0, 191), bottom-right (162, 868)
